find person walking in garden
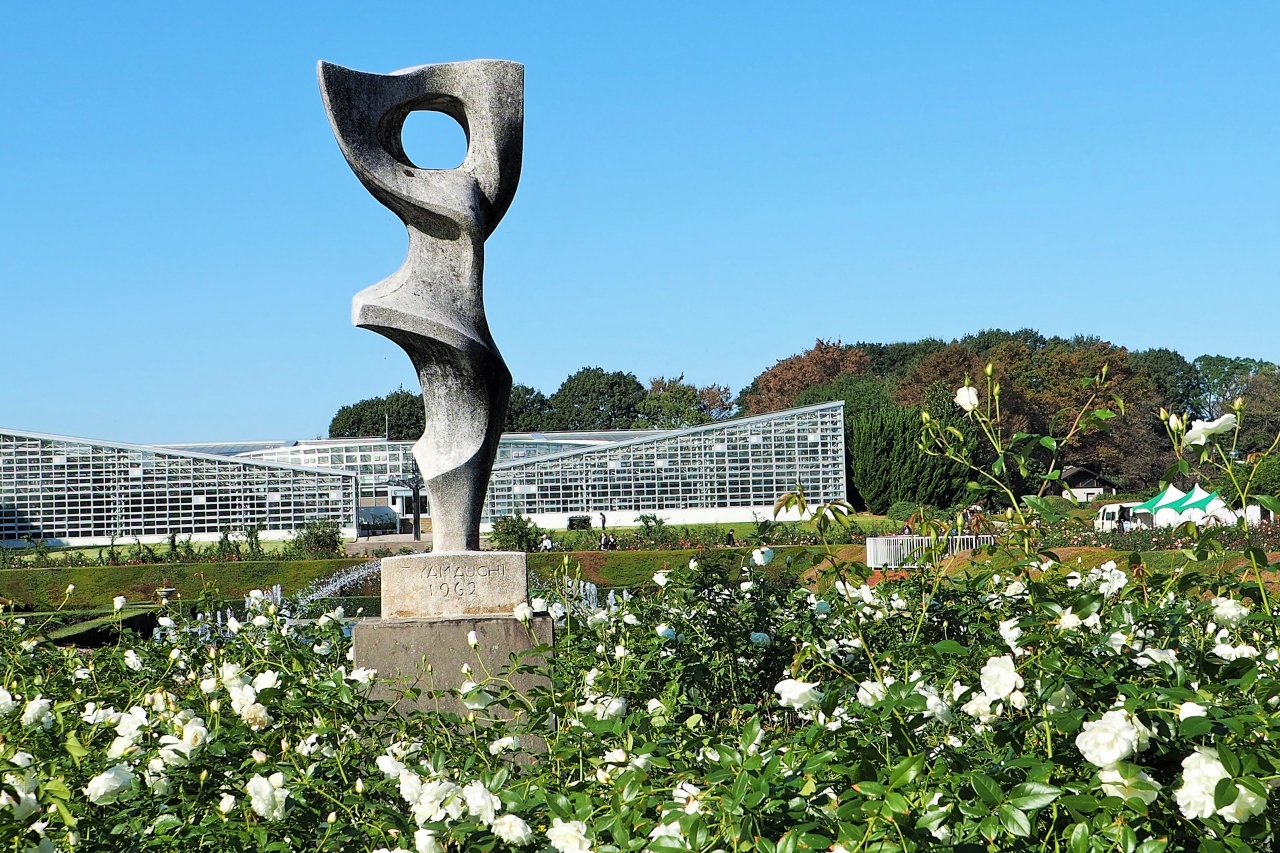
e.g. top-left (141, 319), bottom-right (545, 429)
top-left (539, 533), bottom-right (553, 552)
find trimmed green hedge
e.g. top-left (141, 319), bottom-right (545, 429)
top-left (0, 559), bottom-right (365, 610)
top-left (527, 547), bottom-right (822, 588)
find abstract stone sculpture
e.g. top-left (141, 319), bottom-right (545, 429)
top-left (318, 59), bottom-right (523, 552)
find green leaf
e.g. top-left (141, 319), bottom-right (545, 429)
top-left (998, 804), bottom-right (1031, 837)
top-left (1054, 788), bottom-right (1095, 809)
top-left (1069, 822), bottom-right (1090, 853)
top-left (64, 733), bottom-right (88, 763)
top-left (884, 792), bottom-right (910, 814)
top-left (1094, 409), bottom-right (1116, 420)
top-left (1040, 436), bottom-right (1058, 451)
top-left (1218, 746), bottom-right (1242, 777)
top-left (886, 754), bottom-right (924, 790)
top-left (1213, 776), bottom-right (1238, 810)
top-left (971, 772), bottom-right (1002, 807)
top-left (931, 639), bottom-right (969, 656)
top-left (549, 792), bottom-right (574, 819)
top-left (1256, 494), bottom-right (1280, 515)
top-left (1136, 839), bottom-right (1168, 853)
top-left (42, 779), bottom-right (72, 800)
top-left (915, 809), bottom-right (949, 832)
top-left (152, 815), bottom-right (182, 836)
top-left (1179, 716), bottom-right (1213, 738)
top-left (1008, 781), bottom-right (1062, 811)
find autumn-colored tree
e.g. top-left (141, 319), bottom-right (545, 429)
top-left (741, 340), bottom-right (868, 414)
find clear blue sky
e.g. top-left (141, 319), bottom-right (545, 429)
top-left (2, 3), bottom-right (1277, 443)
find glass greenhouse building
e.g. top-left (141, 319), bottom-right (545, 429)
top-left (1, 401), bottom-right (846, 544)
top-left (483, 401), bottom-right (846, 528)
top-left (222, 402), bottom-right (846, 528)
top-left (0, 430), bottom-right (358, 546)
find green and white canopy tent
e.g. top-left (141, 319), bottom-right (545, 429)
top-left (1131, 485), bottom-right (1185, 517)
top-left (1132, 483), bottom-right (1234, 527)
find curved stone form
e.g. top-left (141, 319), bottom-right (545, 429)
top-left (318, 60), bottom-right (523, 552)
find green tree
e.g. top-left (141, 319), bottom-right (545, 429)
top-left (1129, 348), bottom-right (1202, 416)
top-left (848, 406), bottom-right (970, 513)
top-left (794, 373), bottom-right (894, 416)
top-left (329, 389), bottom-right (423, 440)
top-left (1194, 355), bottom-right (1273, 419)
top-left (547, 367), bottom-right (646, 430)
top-left (505, 384), bottom-right (552, 431)
top-left (852, 339), bottom-right (948, 382)
top-left (635, 376), bottom-right (722, 428)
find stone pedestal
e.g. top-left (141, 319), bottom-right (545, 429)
top-left (354, 551), bottom-right (551, 715)
top-left (353, 614), bottom-right (552, 715)
top-left (379, 551), bottom-right (528, 619)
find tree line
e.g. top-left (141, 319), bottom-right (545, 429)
top-left (329, 330), bottom-right (1280, 512)
top-left (328, 369), bottom-right (733, 439)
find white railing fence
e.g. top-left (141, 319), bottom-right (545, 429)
top-left (865, 535), bottom-right (997, 569)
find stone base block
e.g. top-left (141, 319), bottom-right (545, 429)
top-left (353, 615), bottom-right (552, 716)
top-left (380, 551), bottom-right (527, 619)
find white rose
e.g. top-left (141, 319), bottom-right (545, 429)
top-left (252, 670), bottom-right (280, 691)
top-left (1211, 596), bottom-right (1251, 628)
top-left (652, 571), bottom-right (669, 588)
top-left (1057, 608), bottom-right (1082, 632)
top-left (513, 603), bottom-right (533, 623)
top-left (546, 818), bottom-right (591, 853)
top-left (857, 680), bottom-right (887, 707)
top-left (492, 813), bottom-right (535, 845)
top-left (123, 650), bottom-right (143, 672)
top-left (1099, 766), bottom-right (1160, 805)
top-left (655, 623), bottom-right (676, 641)
top-left (463, 780), bottom-right (501, 826)
top-left (597, 696), bottom-right (626, 720)
top-left (1185, 413), bottom-right (1237, 446)
top-left (489, 736), bottom-right (520, 755)
top-left (113, 595), bottom-right (127, 611)
top-left (1175, 747), bottom-right (1230, 819)
top-left (240, 703), bottom-right (273, 731)
top-left (531, 597), bottom-right (548, 612)
top-left (0, 687), bottom-right (16, 715)
top-left (998, 618), bottom-right (1024, 655)
top-left (960, 691), bottom-right (997, 723)
top-left (346, 667), bottom-right (377, 687)
top-left (1215, 643), bottom-right (1260, 661)
top-left (1178, 702), bottom-right (1209, 720)
top-left (459, 681), bottom-right (495, 711)
top-left (218, 793), bottom-right (236, 815)
top-left (751, 548), bottom-right (774, 567)
top-left (246, 772), bottom-right (289, 821)
top-left (84, 764), bottom-right (134, 804)
top-left (774, 678), bottom-right (823, 710)
top-left (1075, 710), bottom-right (1139, 768)
top-left (20, 695), bottom-right (52, 728)
top-left (954, 385), bottom-right (980, 412)
top-left (415, 828), bottom-right (443, 853)
top-left (1136, 648), bottom-right (1178, 668)
top-left (979, 656), bottom-right (1022, 701)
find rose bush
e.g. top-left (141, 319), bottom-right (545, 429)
top-left (3, 370), bottom-right (1280, 851)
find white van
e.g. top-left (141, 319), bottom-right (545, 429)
top-left (1093, 501), bottom-right (1146, 533)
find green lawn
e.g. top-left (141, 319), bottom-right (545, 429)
top-left (0, 559), bottom-right (365, 610)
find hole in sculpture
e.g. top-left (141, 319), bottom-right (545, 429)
top-left (400, 110), bottom-right (468, 170)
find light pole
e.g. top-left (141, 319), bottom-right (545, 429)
top-left (387, 474), bottom-right (425, 541)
